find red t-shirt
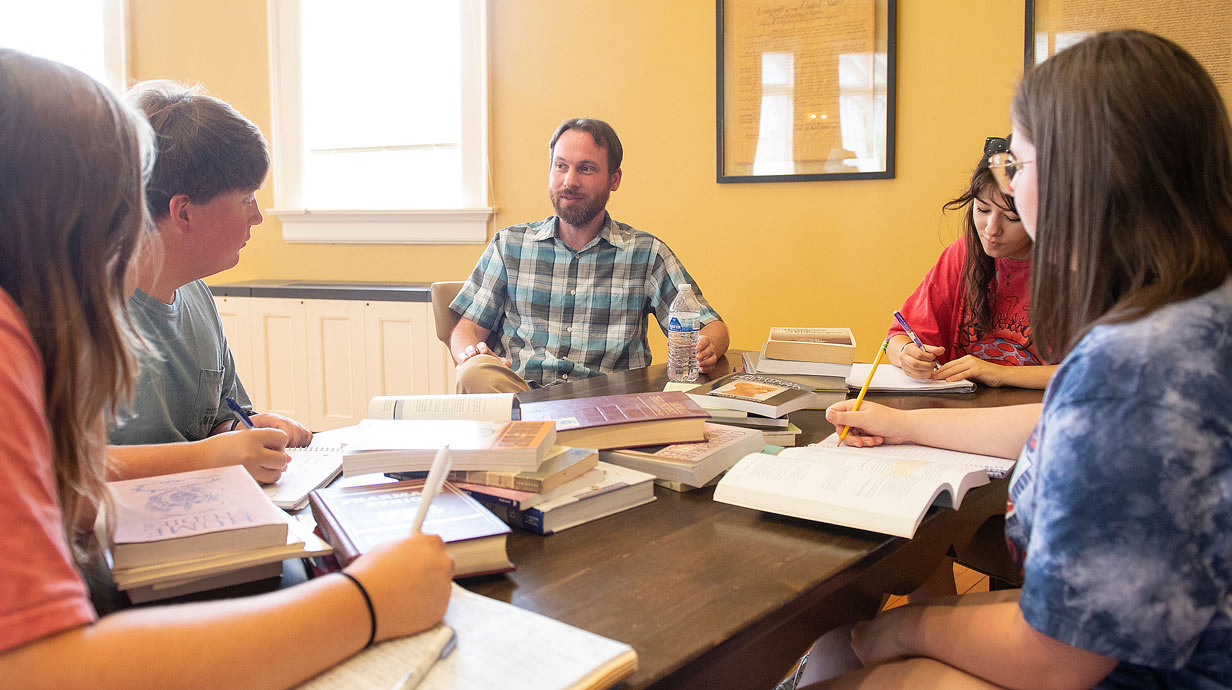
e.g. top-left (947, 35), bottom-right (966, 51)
top-left (0, 289), bottom-right (96, 652)
top-left (887, 240), bottom-right (1041, 365)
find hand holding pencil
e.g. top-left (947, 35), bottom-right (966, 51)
top-left (837, 340), bottom-right (889, 447)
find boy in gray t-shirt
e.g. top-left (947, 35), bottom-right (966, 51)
top-left (106, 80), bottom-right (310, 484)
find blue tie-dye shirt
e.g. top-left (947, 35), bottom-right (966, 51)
top-left (1005, 279), bottom-right (1232, 689)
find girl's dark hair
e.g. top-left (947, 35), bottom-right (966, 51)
top-left (1015, 30), bottom-right (1232, 361)
top-left (943, 149), bottom-right (1021, 339)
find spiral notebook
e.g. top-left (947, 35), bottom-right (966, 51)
top-left (263, 426), bottom-right (355, 510)
top-left (845, 363), bottom-right (975, 393)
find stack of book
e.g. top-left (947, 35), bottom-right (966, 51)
top-left (341, 418), bottom-right (558, 476)
top-left (600, 422), bottom-right (765, 491)
top-left (753, 327), bottom-right (857, 380)
top-left (105, 465), bottom-right (332, 603)
top-left (455, 462), bottom-right (657, 535)
top-left (340, 391), bottom-right (694, 536)
top-left (685, 373), bottom-right (819, 446)
top-left (388, 445), bottom-right (657, 535)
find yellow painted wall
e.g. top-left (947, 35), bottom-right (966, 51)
top-left (128, 0), bottom-right (1028, 362)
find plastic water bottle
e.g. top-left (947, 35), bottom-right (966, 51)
top-left (667, 284), bottom-right (701, 383)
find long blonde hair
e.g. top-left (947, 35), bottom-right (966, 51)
top-left (0, 50), bottom-right (154, 556)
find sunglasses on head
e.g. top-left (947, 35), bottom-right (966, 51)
top-left (984, 136), bottom-right (1010, 158)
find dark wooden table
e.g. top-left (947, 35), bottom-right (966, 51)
top-left (103, 353), bottom-right (1039, 689)
top-left (456, 354), bottom-right (1041, 690)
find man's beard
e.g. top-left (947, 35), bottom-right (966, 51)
top-left (551, 187), bottom-right (609, 227)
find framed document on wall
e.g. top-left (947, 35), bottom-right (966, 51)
top-left (716, 0), bottom-right (896, 183)
top-left (1026, 0), bottom-right (1232, 106)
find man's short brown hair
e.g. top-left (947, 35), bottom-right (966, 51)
top-left (548, 118), bottom-right (622, 175)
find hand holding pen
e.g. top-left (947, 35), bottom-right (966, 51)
top-left (211, 397), bottom-right (291, 484)
top-left (891, 311), bottom-right (942, 376)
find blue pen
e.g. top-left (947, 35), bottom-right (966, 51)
top-left (892, 311), bottom-right (941, 371)
top-left (224, 396), bottom-right (255, 429)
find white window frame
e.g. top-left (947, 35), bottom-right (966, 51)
top-left (266, 0), bottom-right (492, 244)
top-left (0, 0), bottom-right (128, 92)
top-left (102, 0), bottom-right (129, 92)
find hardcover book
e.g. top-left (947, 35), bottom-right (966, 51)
top-left (518, 391), bottom-right (708, 450)
top-left (389, 446), bottom-right (599, 494)
top-left (107, 465), bottom-right (289, 570)
top-left (762, 327), bottom-right (857, 364)
top-left (450, 468), bottom-right (606, 511)
top-left (463, 462), bottom-right (656, 535)
top-left (600, 423), bottom-right (765, 487)
top-left (755, 342), bottom-right (853, 378)
top-left (309, 479), bottom-right (513, 578)
top-left (740, 351), bottom-right (848, 393)
top-left (686, 372), bottom-right (816, 418)
top-left (714, 441), bottom-right (1001, 538)
top-left (342, 418), bottom-right (557, 476)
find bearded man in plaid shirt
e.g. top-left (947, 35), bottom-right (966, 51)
top-left (448, 118), bottom-right (729, 393)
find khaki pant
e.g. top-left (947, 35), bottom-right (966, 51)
top-left (455, 354), bottom-right (532, 394)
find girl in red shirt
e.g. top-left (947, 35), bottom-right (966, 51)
top-left (887, 139), bottom-right (1057, 389)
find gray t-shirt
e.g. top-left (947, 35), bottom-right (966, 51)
top-left (108, 280), bottom-right (251, 444)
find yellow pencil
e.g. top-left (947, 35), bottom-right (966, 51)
top-left (838, 339), bottom-right (889, 446)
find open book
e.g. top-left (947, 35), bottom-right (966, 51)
top-left (845, 363), bottom-right (975, 393)
top-left (714, 441), bottom-right (998, 538)
top-left (367, 393), bottom-right (516, 421)
top-left (295, 584), bottom-right (637, 690)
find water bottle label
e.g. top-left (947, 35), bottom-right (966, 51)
top-left (668, 316), bottom-right (696, 332)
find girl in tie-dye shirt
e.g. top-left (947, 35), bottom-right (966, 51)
top-left (806, 30), bottom-right (1232, 689)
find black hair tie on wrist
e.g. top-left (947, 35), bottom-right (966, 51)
top-left (339, 571), bottom-right (376, 648)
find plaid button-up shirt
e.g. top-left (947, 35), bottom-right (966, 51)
top-left (451, 214), bottom-right (721, 387)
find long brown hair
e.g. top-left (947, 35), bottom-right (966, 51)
top-left (944, 152), bottom-right (1022, 338)
top-left (0, 50), bottom-right (153, 556)
top-left (1015, 30), bottom-right (1232, 361)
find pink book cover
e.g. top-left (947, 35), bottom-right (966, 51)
top-left (519, 391), bottom-right (709, 431)
top-left (108, 465), bottom-right (286, 546)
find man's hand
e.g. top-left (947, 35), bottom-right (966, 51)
top-left (696, 334), bottom-right (719, 373)
top-left (459, 341), bottom-right (511, 368)
top-left (250, 412), bottom-right (314, 447)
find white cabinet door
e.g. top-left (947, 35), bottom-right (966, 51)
top-left (248, 297), bottom-right (311, 424)
top-left (305, 299), bottom-right (368, 431)
top-left (214, 296), bottom-right (254, 393)
top-left (213, 293), bottom-right (451, 431)
top-left (364, 301), bottom-right (443, 398)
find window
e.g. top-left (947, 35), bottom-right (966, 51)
top-left (0, 0), bottom-right (127, 91)
top-left (267, 0), bottom-right (491, 244)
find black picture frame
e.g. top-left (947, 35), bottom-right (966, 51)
top-left (716, 0), bottom-right (897, 183)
